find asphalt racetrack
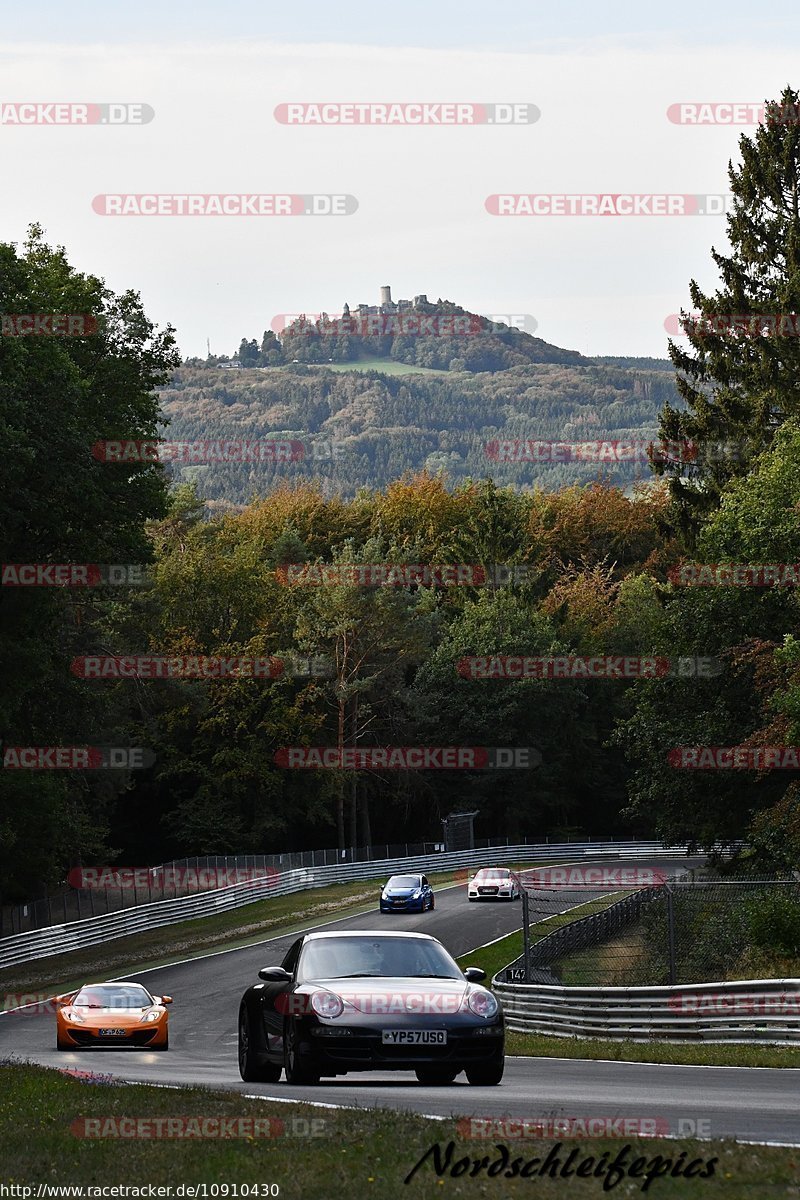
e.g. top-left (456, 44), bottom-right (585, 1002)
top-left (2, 857), bottom-right (798, 1145)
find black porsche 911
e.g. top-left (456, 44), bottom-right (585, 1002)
top-left (237, 929), bottom-right (504, 1086)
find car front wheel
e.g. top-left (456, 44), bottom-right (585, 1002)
top-left (238, 1005), bottom-right (281, 1082)
top-left (465, 1054), bottom-right (505, 1086)
top-left (283, 1020), bottom-right (320, 1085)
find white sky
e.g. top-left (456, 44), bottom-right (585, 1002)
top-left (2, 4), bottom-right (799, 358)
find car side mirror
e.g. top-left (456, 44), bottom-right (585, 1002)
top-left (160, 996), bottom-right (173, 1005)
top-left (463, 966), bottom-right (486, 982)
top-left (258, 967), bottom-right (292, 982)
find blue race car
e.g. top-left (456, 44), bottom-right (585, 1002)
top-left (379, 873), bottom-right (434, 913)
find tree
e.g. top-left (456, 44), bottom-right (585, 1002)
top-left (655, 86), bottom-right (800, 542)
top-left (0, 226), bottom-right (179, 895)
top-left (291, 538), bottom-right (439, 849)
top-left (614, 422), bottom-right (800, 847)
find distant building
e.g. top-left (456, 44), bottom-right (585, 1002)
top-left (355, 287), bottom-right (428, 316)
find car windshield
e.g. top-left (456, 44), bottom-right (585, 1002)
top-left (73, 984), bottom-right (154, 1009)
top-left (298, 936), bottom-right (462, 982)
top-left (386, 876), bottom-right (421, 888)
top-left (475, 870), bottom-right (509, 879)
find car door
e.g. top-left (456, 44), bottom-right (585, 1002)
top-left (259, 937), bottom-right (303, 1056)
top-left (421, 875), bottom-right (431, 904)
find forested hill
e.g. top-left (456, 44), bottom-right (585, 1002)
top-left (166, 300), bottom-right (680, 506)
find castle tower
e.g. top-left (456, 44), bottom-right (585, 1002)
top-left (380, 285), bottom-right (392, 307)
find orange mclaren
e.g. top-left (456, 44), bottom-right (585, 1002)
top-left (56, 981), bottom-right (172, 1051)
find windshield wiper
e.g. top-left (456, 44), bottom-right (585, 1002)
top-left (410, 973), bottom-right (460, 979)
top-left (326, 972), bottom-right (384, 979)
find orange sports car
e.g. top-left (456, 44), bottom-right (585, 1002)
top-left (56, 981), bottom-right (171, 1051)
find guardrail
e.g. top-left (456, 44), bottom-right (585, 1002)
top-left (0, 840), bottom-right (693, 970)
top-left (493, 977), bottom-right (800, 1043)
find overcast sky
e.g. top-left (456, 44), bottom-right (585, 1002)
top-left (3, 1), bottom-right (799, 359)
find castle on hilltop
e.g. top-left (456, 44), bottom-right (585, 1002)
top-left (348, 286), bottom-right (428, 318)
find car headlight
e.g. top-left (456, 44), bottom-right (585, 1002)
top-left (412, 890), bottom-right (422, 898)
top-left (64, 1009), bottom-right (84, 1023)
top-left (310, 991), bottom-right (344, 1019)
top-left (140, 1010), bottom-right (161, 1023)
top-left (466, 989), bottom-right (499, 1019)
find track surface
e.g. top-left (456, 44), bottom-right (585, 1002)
top-left (3, 857), bottom-right (799, 1145)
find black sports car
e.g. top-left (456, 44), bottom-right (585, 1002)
top-left (237, 930), bottom-right (504, 1086)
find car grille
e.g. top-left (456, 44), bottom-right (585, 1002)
top-left (320, 1033), bottom-right (495, 1063)
top-left (69, 1029), bottom-right (158, 1046)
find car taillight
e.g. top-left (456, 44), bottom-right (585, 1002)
top-left (466, 989), bottom-right (499, 1019)
top-left (310, 991), bottom-right (344, 1019)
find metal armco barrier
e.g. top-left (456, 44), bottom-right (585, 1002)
top-left (493, 977), bottom-right (800, 1044)
top-left (0, 840), bottom-right (691, 969)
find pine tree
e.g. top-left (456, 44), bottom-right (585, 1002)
top-left (655, 86), bottom-right (800, 543)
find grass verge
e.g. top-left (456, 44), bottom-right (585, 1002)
top-left (504, 1031), bottom-right (800, 1068)
top-left (0, 1063), bottom-right (797, 1198)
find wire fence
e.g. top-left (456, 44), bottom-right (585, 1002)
top-left (504, 876), bottom-right (800, 987)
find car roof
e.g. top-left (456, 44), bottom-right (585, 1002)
top-left (303, 929), bottom-right (437, 942)
top-left (387, 872), bottom-right (421, 878)
top-left (475, 866), bottom-right (511, 872)
top-left (77, 981), bottom-right (149, 988)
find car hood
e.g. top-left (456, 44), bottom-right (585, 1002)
top-left (62, 1006), bottom-right (161, 1024)
top-left (301, 977), bottom-right (472, 1014)
top-left (383, 888), bottom-right (419, 895)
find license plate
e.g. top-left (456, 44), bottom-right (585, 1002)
top-left (98, 1028), bottom-right (126, 1036)
top-left (381, 1029), bottom-right (447, 1045)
